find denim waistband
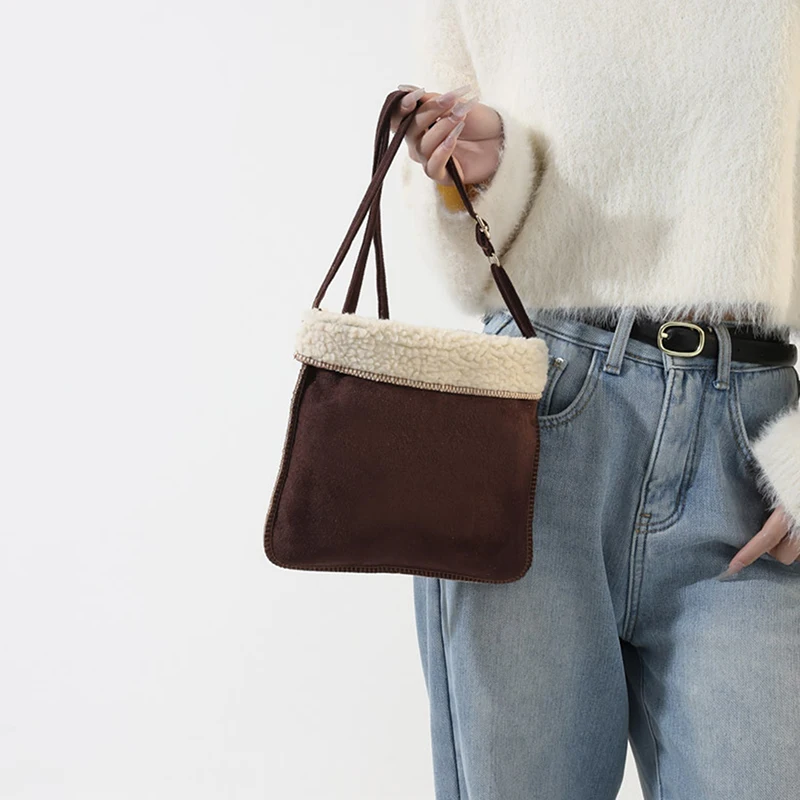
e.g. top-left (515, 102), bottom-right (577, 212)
top-left (490, 307), bottom-right (794, 387)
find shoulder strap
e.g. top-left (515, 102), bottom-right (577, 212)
top-left (312, 90), bottom-right (537, 340)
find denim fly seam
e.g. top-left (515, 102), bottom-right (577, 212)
top-left (621, 510), bottom-right (652, 642)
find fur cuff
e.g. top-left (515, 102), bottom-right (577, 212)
top-left (294, 307), bottom-right (549, 399)
top-left (400, 104), bottom-right (540, 314)
top-left (750, 405), bottom-right (800, 545)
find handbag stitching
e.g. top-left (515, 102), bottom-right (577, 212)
top-left (264, 363), bottom-right (539, 584)
top-left (294, 353), bottom-right (543, 400)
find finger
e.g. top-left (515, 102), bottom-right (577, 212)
top-left (419, 113), bottom-right (467, 162)
top-left (412, 89), bottom-right (477, 138)
top-left (419, 97), bottom-right (479, 156)
top-left (769, 528), bottom-right (800, 564)
top-left (729, 508), bottom-right (791, 570)
top-left (391, 85), bottom-right (475, 142)
top-left (390, 88), bottom-right (438, 135)
top-left (390, 87), bottom-right (427, 133)
top-left (423, 120), bottom-right (466, 183)
top-left (394, 95), bottom-right (440, 166)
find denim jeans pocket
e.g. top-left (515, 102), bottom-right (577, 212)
top-left (536, 335), bottom-right (602, 428)
top-left (538, 353), bottom-right (568, 416)
top-left (483, 313), bottom-right (603, 427)
top-left (728, 365), bottom-right (800, 469)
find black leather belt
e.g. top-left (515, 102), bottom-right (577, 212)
top-left (592, 318), bottom-right (797, 367)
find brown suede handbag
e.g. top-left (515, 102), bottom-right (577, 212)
top-left (264, 89), bottom-right (549, 583)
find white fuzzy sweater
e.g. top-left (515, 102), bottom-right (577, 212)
top-left (400, 0), bottom-right (800, 541)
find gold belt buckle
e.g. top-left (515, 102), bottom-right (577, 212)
top-left (656, 320), bottom-right (706, 357)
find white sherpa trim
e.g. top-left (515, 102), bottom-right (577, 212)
top-left (750, 405), bottom-right (800, 546)
top-left (294, 307), bottom-right (549, 398)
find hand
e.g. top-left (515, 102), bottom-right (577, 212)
top-left (390, 83), bottom-right (503, 187)
top-left (717, 505), bottom-right (800, 579)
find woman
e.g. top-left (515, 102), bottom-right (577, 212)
top-left (392, 2), bottom-right (800, 798)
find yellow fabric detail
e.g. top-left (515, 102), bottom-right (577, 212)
top-left (436, 181), bottom-right (479, 212)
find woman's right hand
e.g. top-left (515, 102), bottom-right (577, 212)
top-left (390, 84), bottom-right (503, 188)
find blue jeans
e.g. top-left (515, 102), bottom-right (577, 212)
top-left (413, 307), bottom-right (800, 800)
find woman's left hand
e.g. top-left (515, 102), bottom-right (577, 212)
top-left (718, 506), bottom-right (800, 578)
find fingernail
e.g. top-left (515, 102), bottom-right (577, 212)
top-left (443, 120), bottom-right (465, 146)
top-left (450, 96), bottom-right (479, 120)
top-left (401, 87), bottom-right (425, 110)
top-left (436, 84), bottom-right (473, 107)
top-left (716, 562), bottom-right (745, 581)
top-left (398, 83), bottom-right (420, 90)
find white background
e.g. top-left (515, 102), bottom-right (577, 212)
top-left (0, 1), bottom-right (741, 798)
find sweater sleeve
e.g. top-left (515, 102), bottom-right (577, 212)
top-left (750, 403), bottom-right (800, 545)
top-left (399, 0), bottom-right (541, 314)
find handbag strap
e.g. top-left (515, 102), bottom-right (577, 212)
top-left (312, 89), bottom-right (537, 340)
top-left (312, 91), bottom-right (399, 319)
top-left (343, 90), bottom-right (394, 319)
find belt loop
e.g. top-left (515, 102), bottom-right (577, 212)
top-left (603, 307), bottom-right (636, 375)
top-left (711, 322), bottom-right (732, 390)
